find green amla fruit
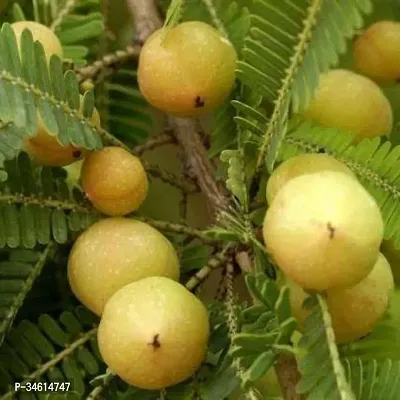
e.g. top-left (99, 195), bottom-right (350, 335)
top-left (98, 277), bottom-right (210, 390)
top-left (68, 218), bottom-right (180, 316)
top-left (266, 153), bottom-right (355, 205)
top-left (289, 253), bottom-right (394, 344)
top-left (138, 21), bottom-right (237, 117)
top-left (263, 171), bottom-right (383, 291)
top-left (302, 69), bottom-right (393, 142)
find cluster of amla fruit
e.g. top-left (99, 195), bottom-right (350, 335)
top-left (302, 19), bottom-right (400, 142)
top-left (8, 19), bottom-right (239, 389)
top-left (264, 153), bottom-right (395, 344)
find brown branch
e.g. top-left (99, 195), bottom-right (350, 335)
top-left (76, 44), bottom-right (140, 83)
top-left (126, 0), bottom-right (227, 217)
top-left (133, 131), bottom-right (175, 155)
top-left (125, 1), bottom-right (302, 399)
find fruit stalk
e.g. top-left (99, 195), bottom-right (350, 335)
top-left (126, 0), bottom-right (302, 398)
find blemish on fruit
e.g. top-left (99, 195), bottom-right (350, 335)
top-left (73, 150), bottom-right (82, 158)
top-left (194, 96), bottom-right (205, 108)
top-left (150, 334), bottom-right (161, 349)
top-left (327, 222), bottom-right (335, 239)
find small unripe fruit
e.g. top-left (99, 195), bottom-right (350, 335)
top-left (68, 218), bottom-right (180, 316)
top-left (267, 153), bottom-right (355, 204)
top-left (81, 147), bottom-right (148, 216)
top-left (263, 171), bottom-right (384, 291)
top-left (138, 21), bottom-right (237, 117)
top-left (11, 21), bottom-right (63, 61)
top-left (98, 277), bottom-right (209, 390)
top-left (353, 21), bottom-right (400, 82)
top-left (24, 101), bottom-right (100, 167)
top-left (230, 368), bottom-right (282, 399)
top-left (303, 69), bottom-right (393, 142)
top-left (381, 238), bottom-right (400, 284)
top-left (289, 253), bottom-right (394, 344)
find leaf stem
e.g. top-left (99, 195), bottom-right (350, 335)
top-left (0, 243), bottom-right (55, 345)
top-left (77, 45), bottom-right (141, 83)
top-left (1, 328), bottom-right (98, 400)
top-left (200, 0), bottom-right (229, 38)
top-left (51, 0), bottom-right (77, 31)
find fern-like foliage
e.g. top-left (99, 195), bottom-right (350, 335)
top-left (279, 120), bottom-right (400, 246)
top-left (296, 294), bottom-right (355, 400)
top-left (12, 0), bottom-right (104, 66)
top-left (99, 63), bottom-right (153, 146)
top-left (0, 23), bottom-right (103, 151)
top-left (344, 358), bottom-right (400, 400)
top-left (235, 0), bottom-right (373, 171)
top-left (0, 153), bottom-right (99, 249)
top-left (230, 273), bottom-right (296, 389)
top-left (0, 245), bottom-right (54, 347)
top-left (0, 306), bottom-right (101, 399)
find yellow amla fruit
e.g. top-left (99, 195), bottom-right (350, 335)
top-left (98, 277), bottom-right (210, 390)
top-left (266, 153), bottom-right (355, 205)
top-left (263, 171), bottom-right (383, 291)
top-left (138, 21), bottom-right (237, 117)
top-left (289, 253), bottom-right (394, 344)
top-left (68, 218), bottom-right (180, 316)
top-left (81, 146), bottom-right (148, 216)
top-left (11, 21), bottom-right (63, 61)
top-left (353, 21), bottom-right (400, 82)
top-left (24, 99), bottom-right (100, 167)
top-left (302, 69), bottom-right (393, 142)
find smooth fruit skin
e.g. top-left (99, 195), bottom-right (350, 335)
top-left (303, 69), bottom-right (393, 142)
top-left (263, 171), bottom-right (384, 291)
top-left (81, 147), bottom-right (148, 216)
top-left (11, 21), bottom-right (63, 61)
top-left (68, 218), bottom-right (180, 316)
top-left (24, 102), bottom-right (100, 167)
top-left (267, 153), bottom-right (355, 205)
top-left (138, 21), bottom-right (237, 117)
top-left (381, 238), bottom-right (400, 284)
top-left (289, 253), bottom-right (394, 344)
top-left (98, 277), bottom-right (210, 390)
top-left (353, 21), bottom-right (400, 82)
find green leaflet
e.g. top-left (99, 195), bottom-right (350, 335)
top-left (102, 67), bottom-right (153, 146)
top-left (0, 307), bottom-right (100, 399)
top-left (297, 294), bottom-right (355, 400)
top-left (0, 153), bottom-right (100, 249)
top-left (230, 273), bottom-right (296, 389)
top-left (0, 23), bottom-right (103, 150)
top-left (235, 0), bottom-right (373, 172)
top-left (344, 359), bottom-right (400, 400)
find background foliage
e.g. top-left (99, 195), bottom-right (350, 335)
top-left (0, 0), bottom-right (399, 399)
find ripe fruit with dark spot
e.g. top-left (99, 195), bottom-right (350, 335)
top-left (353, 21), bottom-right (400, 82)
top-left (24, 100), bottom-right (100, 167)
top-left (289, 253), bottom-right (394, 344)
top-left (263, 171), bottom-right (384, 291)
top-left (68, 218), bottom-right (180, 316)
top-left (302, 69), bottom-right (393, 142)
top-left (11, 21), bottom-right (63, 61)
top-left (138, 21), bottom-right (237, 117)
top-left (81, 146), bottom-right (148, 216)
top-left (98, 276), bottom-right (209, 389)
top-left (267, 153), bottom-right (355, 205)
